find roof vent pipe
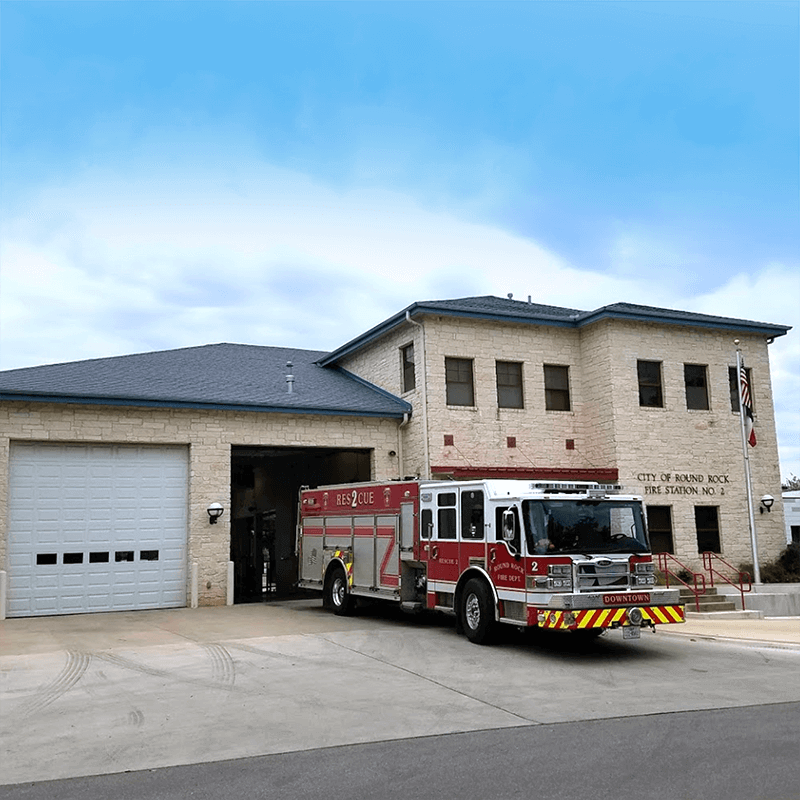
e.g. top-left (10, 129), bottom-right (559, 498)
top-left (286, 361), bottom-right (295, 394)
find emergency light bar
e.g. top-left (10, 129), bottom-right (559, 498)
top-left (528, 482), bottom-right (622, 495)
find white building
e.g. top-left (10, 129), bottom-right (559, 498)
top-left (783, 491), bottom-right (800, 546)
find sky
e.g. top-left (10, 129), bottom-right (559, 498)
top-left (1, 1), bottom-right (798, 479)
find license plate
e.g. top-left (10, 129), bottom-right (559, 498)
top-left (623, 626), bottom-right (641, 640)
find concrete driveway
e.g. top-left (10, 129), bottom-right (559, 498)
top-left (2, 600), bottom-right (799, 786)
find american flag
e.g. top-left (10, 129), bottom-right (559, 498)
top-left (740, 364), bottom-right (756, 447)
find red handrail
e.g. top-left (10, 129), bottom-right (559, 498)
top-left (655, 552), bottom-right (707, 612)
top-left (701, 552), bottom-right (752, 611)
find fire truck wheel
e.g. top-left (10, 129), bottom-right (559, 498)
top-left (326, 567), bottom-right (355, 616)
top-left (460, 578), bottom-right (496, 644)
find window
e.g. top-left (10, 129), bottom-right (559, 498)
top-left (695, 506), bottom-right (721, 553)
top-left (637, 360), bottom-right (663, 407)
top-left (461, 489), bottom-right (484, 540)
top-left (421, 508), bottom-right (432, 539)
top-left (684, 364), bottom-right (709, 410)
top-left (437, 492), bottom-right (457, 539)
top-left (445, 357), bottom-right (474, 406)
top-left (496, 361), bottom-right (524, 408)
top-left (729, 366), bottom-right (753, 412)
top-left (544, 365), bottom-right (571, 411)
top-left (646, 506), bottom-right (674, 554)
top-left (791, 526), bottom-right (799, 546)
top-left (401, 343), bottom-right (415, 392)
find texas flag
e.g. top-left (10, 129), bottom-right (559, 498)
top-left (740, 364), bottom-right (757, 447)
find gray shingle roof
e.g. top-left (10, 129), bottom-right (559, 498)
top-left (1, 296), bottom-right (789, 414)
top-left (318, 295), bottom-right (790, 365)
top-left (0, 344), bottom-right (411, 418)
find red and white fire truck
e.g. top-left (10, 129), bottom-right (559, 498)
top-left (297, 479), bottom-right (685, 643)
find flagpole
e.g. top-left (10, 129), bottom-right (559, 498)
top-left (735, 341), bottom-right (761, 584)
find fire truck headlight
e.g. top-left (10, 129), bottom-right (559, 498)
top-left (547, 564), bottom-right (573, 591)
top-left (627, 607), bottom-right (644, 626)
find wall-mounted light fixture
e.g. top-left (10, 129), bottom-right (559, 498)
top-left (207, 502), bottom-right (225, 524)
top-left (759, 495), bottom-right (774, 514)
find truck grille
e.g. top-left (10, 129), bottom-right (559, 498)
top-left (576, 561), bottom-right (631, 592)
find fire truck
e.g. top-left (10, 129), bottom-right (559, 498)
top-left (297, 479), bottom-right (685, 644)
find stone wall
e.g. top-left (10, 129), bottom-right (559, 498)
top-left (340, 312), bottom-right (787, 570)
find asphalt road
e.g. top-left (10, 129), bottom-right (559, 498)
top-left (2, 601), bottom-right (800, 795)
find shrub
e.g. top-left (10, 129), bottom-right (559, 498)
top-left (739, 543), bottom-right (800, 583)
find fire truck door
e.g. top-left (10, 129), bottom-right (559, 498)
top-left (459, 488), bottom-right (487, 567)
top-left (420, 489), bottom-right (460, 592)
top-left (488, 506), bottom-right (526, 596)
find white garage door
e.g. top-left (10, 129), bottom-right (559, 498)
top-left (7, 443), bottom-right (189, 617)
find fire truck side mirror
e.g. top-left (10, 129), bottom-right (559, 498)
top-left (502, 510), bottom-right (516, 542)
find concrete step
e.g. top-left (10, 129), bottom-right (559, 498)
top-left (679, 587), bottom-right (738, 613)
top-left (685, 609), bottom-right (765, 620)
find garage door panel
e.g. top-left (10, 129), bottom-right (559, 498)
top-left (8, 443), bottom-right (189, 617)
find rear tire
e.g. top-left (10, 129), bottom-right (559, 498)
top-left (325, 566), bottom-right (355, 616)
top-left (460, 578), bottom-right (496, 644)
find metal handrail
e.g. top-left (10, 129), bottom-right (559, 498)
top-left (655, 552), bottom-right (707, 612)
top-left (701, 551), bottom-right (752, 611)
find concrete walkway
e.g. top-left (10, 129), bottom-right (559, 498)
top-left (658, 613), bottom-right (800, 649)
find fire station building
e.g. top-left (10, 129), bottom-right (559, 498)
top-left (0, 296), bottom-right (790, 617)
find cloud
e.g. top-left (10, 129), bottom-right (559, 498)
top-left (2, 156), bottom-right (797, 479)
top-left (689, 264), bottom-right (800, 482)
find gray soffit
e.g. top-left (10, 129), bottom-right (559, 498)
top-left (318, 295), bottom-right (791, 365)
top-left (0, 343), bottom-right (412, 418)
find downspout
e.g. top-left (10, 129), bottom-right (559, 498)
top-left (397, 412), bottom-right (410, 478)
top-left (406, 310), bottom-right (431, 478)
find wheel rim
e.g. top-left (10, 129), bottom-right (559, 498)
top-left (465, 592), bottom-right (481, 630)
top-left (332, 576), bottom-right (346, 607)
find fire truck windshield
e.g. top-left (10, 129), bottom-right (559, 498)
top-left (522, 500), bottom-right (649, 555)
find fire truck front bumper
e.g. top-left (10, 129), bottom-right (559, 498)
top-left (529, 589), bottom-right (685, 631)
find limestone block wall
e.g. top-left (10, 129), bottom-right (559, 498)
top-left (340, 313), bottom-right (612, 477)
top-left (603, 320), bottom-right (786, 569)
top-left (0, 401), bottom-right (401, 606)
top-left (340, 312), bottom-right (787, 572)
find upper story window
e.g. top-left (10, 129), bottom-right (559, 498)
top-left (401, 343), bottom-right (415, 392)
top-left (543, 364), bottom-right (571, 411)
top-left (496, 361), bottom-right (524, 409)
top-left (728, 366), bottom-right (753, 412)
top-left (445, 357), bottom-right (475, 406)
top-left (684, 364), bottom-right (709, 410)
top-left (637, 360), bottom-right (664, 407)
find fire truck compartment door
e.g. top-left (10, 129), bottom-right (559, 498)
top-left (400, 502), bottom-right (415, 553)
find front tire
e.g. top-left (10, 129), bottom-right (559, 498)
top-left (460, 578), bottom-right (496, 644)
top-left (325, 566), bottom-right (355, 616)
